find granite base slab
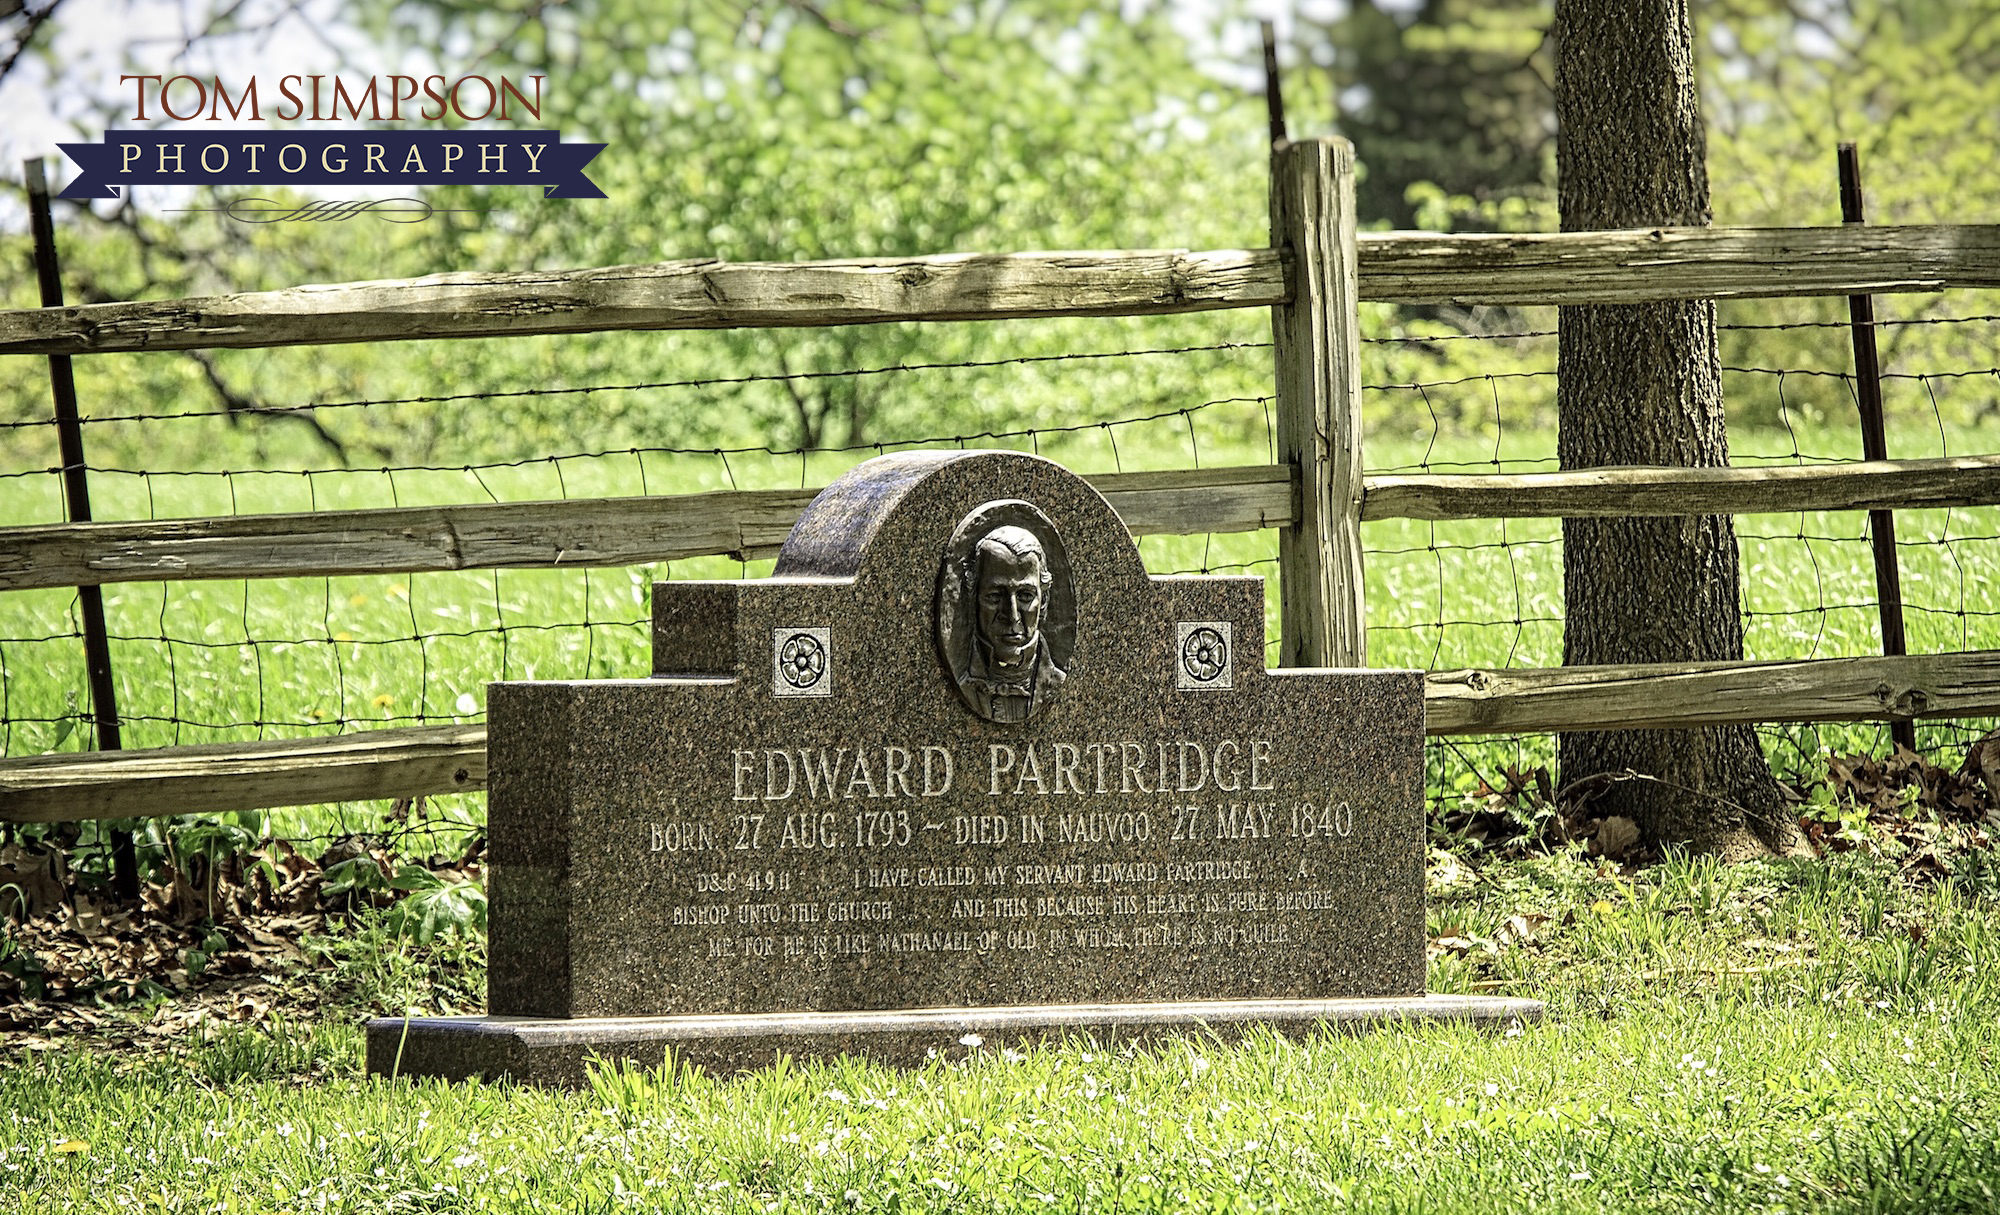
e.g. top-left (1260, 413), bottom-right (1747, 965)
top-left (367, 995), bottom-right (1544, 1086)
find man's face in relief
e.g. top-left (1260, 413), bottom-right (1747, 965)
top-left (975, 538), bottom-right (1046, 669)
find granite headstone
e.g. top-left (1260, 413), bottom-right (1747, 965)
top-left (369, 451), bottom-right (1538, 1083)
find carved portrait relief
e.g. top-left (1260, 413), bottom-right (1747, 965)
top-left (936, 500), bottom-right (1076, 724)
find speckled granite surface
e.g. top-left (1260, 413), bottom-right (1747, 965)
top-left (375, 451), bottom-right (1541, 1083)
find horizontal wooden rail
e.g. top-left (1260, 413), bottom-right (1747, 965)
top-left (8, 651), bottom-right (1997, 821)
top-left (2, 226), bottom-right (1997, 356)
top-left (0, 465), bottom-right (1293, 591)
top-left (1358, 224), bottom-right (2000, 306)
top-left (0, 724), bottom-right (486, 823)
top-left (1362, 455), bottom-right (2000, 522)
top-left (0, 249), bottom-right (1286, 356)
top-left (1425, 650), bottom-right (2000, 736)
top-left (16, 454), bottom-right (1998, 592)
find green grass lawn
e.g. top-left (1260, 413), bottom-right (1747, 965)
top-left (4, 850), bottom-right (1998, 1212)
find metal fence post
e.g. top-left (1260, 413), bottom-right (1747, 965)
top-left (1270, 137), bottom-right (1366, 668)
top-left (1837, 143), bottom-right (1917, 755)
top-left (24, 158), bottom-right (139, 901)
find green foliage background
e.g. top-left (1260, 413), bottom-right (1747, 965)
top-left (3, 0), bottom-right (2000, 822)
top-left (5, 0), bottom-right (1999, 469)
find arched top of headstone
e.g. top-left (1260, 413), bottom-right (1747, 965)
top-left (771, 450), bottom-right (1149, 592)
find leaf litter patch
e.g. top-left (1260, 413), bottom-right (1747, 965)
top-left (1435, 732), bottom-right (2000, 874)
top-left (1, 810), bottom-right (485, 1063)
top-left (1423, 732), bottom-right (2000, 994)
top-left (5, 738), bottom-right (2000, 1062)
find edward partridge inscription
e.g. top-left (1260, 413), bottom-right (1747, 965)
top-left (482, 450), bottom-right (1422, 1018)
top-left (370, 449), bottom-right (1540, 1082)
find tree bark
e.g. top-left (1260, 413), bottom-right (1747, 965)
top-left (1552, 0), bottom-right (1793, 857)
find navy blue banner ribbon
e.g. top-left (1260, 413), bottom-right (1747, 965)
top-left (59, 130), bottom-right (606, 199)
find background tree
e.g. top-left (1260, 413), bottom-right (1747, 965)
top-left (0, 1), bottom-right (1272, 471)
top-left (1552, 0), bottom-right (1795, 856)
top-left (1303, 0), bottom-right (1554, 233)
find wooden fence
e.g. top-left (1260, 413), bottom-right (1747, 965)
top-left (6, 136), bottom-right (2000, 824)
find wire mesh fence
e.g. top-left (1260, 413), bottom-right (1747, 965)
top-left (1360, 297), bottom-right (2000, 811)
top-left (4, 283), bottom-right (1999, 839)
top-left (0, 325), bottom-right (1281, 839)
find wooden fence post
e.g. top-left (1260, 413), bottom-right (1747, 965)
top-left (1270, 137), bottom-right (1366, 668)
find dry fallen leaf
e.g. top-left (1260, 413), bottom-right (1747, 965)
top-left (0, 845), bottom-right (67, 920)
top-left (1498, 913), bottom-right (1548, 946)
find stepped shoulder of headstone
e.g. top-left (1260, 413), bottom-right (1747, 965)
top-left (369, 451), bottom-right (1539, 1084)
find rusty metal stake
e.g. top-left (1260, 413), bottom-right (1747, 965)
top-left (1262, 19), bottom-right (1288, 148)
top-left (1838, 143), bottom-right (1917, 756)
top-left (25, 158), bottom-right (138, 901)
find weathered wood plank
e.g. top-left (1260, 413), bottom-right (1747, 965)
top-left (1360, 455), bottom-right (2000, 521)
top-left (1425, 650), bottom-right (2000, 735)
top-left (1271, 138), bottom-right (1366, 667)
top-left (0, 465), bottom-right (1294, 591)
top-left (1095, 465), bottom-right (1295, 538)
top-left (1356, 224), bottom-right (2000, 305)
top-left (0, 724), bottom-right (486, 823)
top-left (1, 226), bottom-right (1995, 356)
top-left (0, 249), bottom-right (1288, 356)
top-left (25, 454), bottom-right (1985, 594)
top-left (11, 650), bottom-right (1999, 821)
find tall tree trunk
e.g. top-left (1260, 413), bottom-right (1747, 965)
top-left (1553, 0), bottom-right (1793, 857)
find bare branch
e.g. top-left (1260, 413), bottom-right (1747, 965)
top-left (187, 348), bottom-right (352, 465)
top-left (780, 0), bottom-right (869, 41)
top-left (0, 0), bottom-right (66, 87)
top-left (772, 346), bottom-right (821, 450)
